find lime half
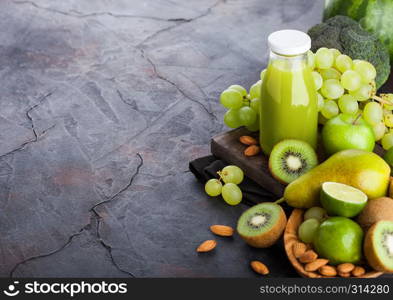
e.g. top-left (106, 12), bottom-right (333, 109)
top-left (320, 182), bottom-right (368, 218)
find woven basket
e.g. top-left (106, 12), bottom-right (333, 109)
top-left (283, 208), bottom-right (383, 278)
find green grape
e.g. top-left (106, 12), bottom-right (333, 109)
top-left (205, 179), bottom-right (222, 197)
top-left (220, 89), bottom-right (243, 109)
top-left (238, 106), bottom-right (257, 126)
top-left (220, 165), bottom-right (244, 184)
top-left (246, 115), bottom-right (259, 132)
top-left (349, 84), bottom-right (373, 101)
top-left (228, 85), bottom-right (247, 98)
top-left (250, 98), bottom-right (261, 113)
top-left (221, 183), bottom-right (242, 205)
top-left (223, 109), bottom-right (242, 128)
top-left (353, 60), bottom-right (376, 83)
top-left (312, 71), bottom-right (323, 90)
top-left (320, 79), bottom-right (344, 99)
top-left (363, 101), bottom-right (383, 125)
top-left (307, 50), bottom-right (315, 69)
top-left (338, 94), bottom-right (358, 115)
top-left (304, 207), bottom-right (327, 222)
top-left (330, 48), bottom-right (341, 59)
top-left (317, 93), bottom-right (324, 111)
top-left (382, 132), bottom-right (393, 150)
top-left (298, 218), bottom-right (320, 243)
top-left (260, 69), bottom-right (267, 81)
top-left (385, 113), bottom-right (393, 127)
top-left (321, 100), bottom-right (339, 119)
top-left (315, 47), bottom-right (334, 69)
top-left (320, 68), bottom-right (341, 80)
top-left (340, 70), bottom-right (361, 91)
top-left (249, 80), bottom-right (262, 99)
top-left (372, 122), bottom-right (386, 141)
top-left (335, 54), bottom-right (352, 73)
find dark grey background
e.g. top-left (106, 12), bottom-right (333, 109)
top-left (0, 0), bottom-right (324, 277)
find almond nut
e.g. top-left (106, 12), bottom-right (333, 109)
top-left (299, 250), bottom-right (318, 263)
top-left (250, 261), bottom-right (269, 275)
top-left (337, 263), bottom-right (355, 274)
top-left (305, 259), bottom-right (329, 272)
top-left (196, 240), bottom-right (217, 252)
top-left (338, 271), bottom-right (351, 278)
top-left (210, 225), bottom-right (234, 237)
top-left (352, 266), bottom-right (366, 277)
top-left (239, 136), bottom-right (258, 145)
top-left (244, 145), bottom-right (261, 156)
top-left (293, 242), bottom-right (307, 258)
top-left (319, 265), bottom-right (337, 277)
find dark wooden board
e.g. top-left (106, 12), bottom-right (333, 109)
top-left (211, 127), bottom-right (285, 197)
top-left (211, 127), bottom-right (386, 198)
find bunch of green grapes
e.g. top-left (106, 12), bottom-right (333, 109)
top-left (204, 165), bottom-right (244, 206)
top-left (220, 80), bottom-right (262, 132)
top-left (309, 47), bottom-right (393, 150)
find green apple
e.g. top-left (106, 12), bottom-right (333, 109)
top-left (313, 217), bottom-right (363, 265)
top-left (322, 114), bottom-right (375, 156)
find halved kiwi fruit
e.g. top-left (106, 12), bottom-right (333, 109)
top-left (269, 139), bottom-right (318, 184)
top-left (364, 220), bottom-right (393, 273)
top-left (237, 202), bottom-right (287, 248)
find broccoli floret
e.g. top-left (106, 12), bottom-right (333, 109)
top-left (308, 16), bottom-right (390, 89)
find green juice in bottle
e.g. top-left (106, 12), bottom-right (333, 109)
top-left (260, 30), bottom-right (318, 155)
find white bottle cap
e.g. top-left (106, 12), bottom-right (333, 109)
top-left (268, 30), bottom-right (311, 56)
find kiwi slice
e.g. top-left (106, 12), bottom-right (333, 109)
top-left (364, 220), bottom-right (393, 273)
top-left (237, 202), bottom-right (287, 248)
top-left (269, 139), bottom-right (318, 184)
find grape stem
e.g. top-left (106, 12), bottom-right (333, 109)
top-left (352, 113), bottom-right (362, 125)
top-left (275, 197), bottom-right (285, 204)
top-left (372, 95), bottom-right (391, 105)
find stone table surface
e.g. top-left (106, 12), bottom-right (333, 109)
top-left (0, 0), bottom-right (326, 278)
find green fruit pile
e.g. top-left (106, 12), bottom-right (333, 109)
top-left (295, 180), bottom-right (393, 272)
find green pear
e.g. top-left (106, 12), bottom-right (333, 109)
top-left (283, 149), bottom-right (391, 208)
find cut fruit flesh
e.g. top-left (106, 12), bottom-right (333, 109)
top-left (322, 182), bottom-right (367, 204)
top-left (238, 203), bottom-right (279, 237)
top-left (320, 182), bottom-right (368, 218)
top-left (237, 202), bottom-right (287, 248)
top-left (365, 220), bottom-right (393, 272)
top-left (268, 139), bottom-right (318, 184)
top-left (373, 222), bottom-right (393, 269)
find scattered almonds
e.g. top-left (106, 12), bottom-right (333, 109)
top-left (239, 136), bottom-right (258, 146)
top-left (210, 225), bottom-right (234, 237)
top-left (337, 263), bottom-right (355, 274)
top-left (250, 260), bottom-right (269, 275)
top-left (196, 240), bottom-right (217, 252)
top-left (338, 271), bottom-right (351, 278)
top-left (352, 266), bottom-right (366, 277)
top-left (299, 250), bottom-right (318, 263)
top-left (293, 242), bottom-right (307, 258)
top-left (244, 145), bottom-right (261, 156)
top-left (305, 259), bottom-right (329, 272)
top-left (319, 265), bottom-right (337, 277)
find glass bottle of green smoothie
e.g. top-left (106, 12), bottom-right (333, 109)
top-left (260, 30), bottom-right (317, 155)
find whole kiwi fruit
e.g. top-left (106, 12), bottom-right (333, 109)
top-left (236, 202), bottom-right (287, 248)
top-left (357, 197), bottom-right (393, 230)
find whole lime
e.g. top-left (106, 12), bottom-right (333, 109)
top-left (322, 114), bottom-right (375, 156)
top-left (313, 217), bottom-right (363, 265)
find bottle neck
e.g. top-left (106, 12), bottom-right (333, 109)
top-left (269, 51), bottom-right (307, 71)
